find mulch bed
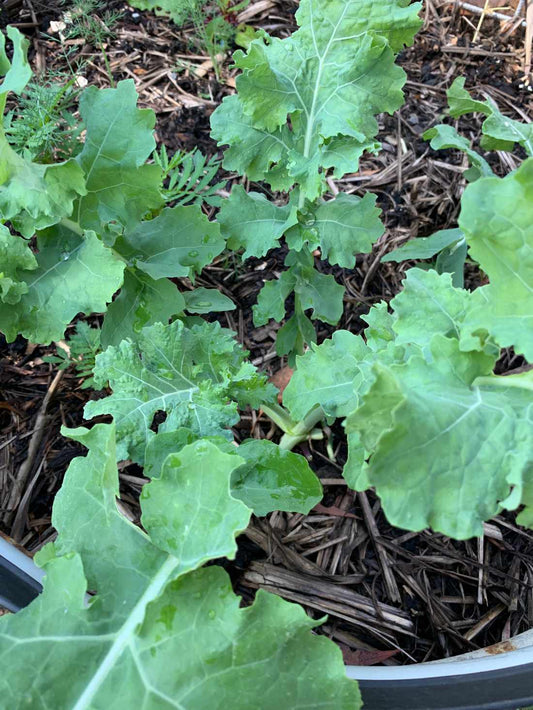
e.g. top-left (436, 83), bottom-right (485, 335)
top-left (1, 0), bottom-right (533, 666)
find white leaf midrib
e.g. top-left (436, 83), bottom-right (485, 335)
top-left (72, 555), bottom-right (180, 710)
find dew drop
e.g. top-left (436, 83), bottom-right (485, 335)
top-left (188, 250), bottom-right (199, 258)
top-left (208, 609), bottom-right (216, 620)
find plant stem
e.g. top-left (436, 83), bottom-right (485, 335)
top-left (260, 401), bottom-right (295, 432)
top-left (261, 402), bottom-right (325, 451)
top-left (473, 374), bottom-right (533, 392)
top-left (100, 43), bottom-right (115, 88)
top-left (60, 217), bottom-right (84, 236)
top-left (293, 293), bottom-right (306, 357)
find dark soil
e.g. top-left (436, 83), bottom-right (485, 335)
top-left (2, 0), bottom-right (533, 666)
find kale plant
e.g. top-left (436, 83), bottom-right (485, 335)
top-left (211, 0), bottom-right (422, 361)
top-left (3, 7), bottom-right (532, 707)
top-left (0, 27), bottom-right (233, 349)
top-left (278, 157), bottom-right (533, 539)
top-left (382, 77), bottom-right (533, 285)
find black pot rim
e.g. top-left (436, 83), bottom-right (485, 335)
top-left (356, 662), bottom-right (533, 710)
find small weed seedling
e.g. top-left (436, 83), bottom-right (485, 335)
top-left (128, 0), bottom-right (250, 81)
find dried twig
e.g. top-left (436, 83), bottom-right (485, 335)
top-left (358, 492), bottom-right (401, 602)
top-left (242, 561), bottom-right (414, 635)
top-left (2, 370), bottom-right (64, 529)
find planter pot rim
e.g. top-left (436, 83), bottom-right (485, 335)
top-left (347, 628), bottom-right (533, 680)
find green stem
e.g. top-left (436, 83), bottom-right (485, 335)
top-left (261, 402), bottom-right (325, 451)
top-left (293, 293), bottom-right (306, 358)
top-left (60, 217), bottom-right (84, 236)
top-left (279, 426), bottom-right (323, 451)
top-left (100, 43), bottom-right (115, 88)
top-left (473, 374), bottom-right (533, 392)
top-left (261, 401), bottom-right (295, 432)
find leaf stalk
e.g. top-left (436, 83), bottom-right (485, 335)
top-left (261, 402), bottom-right (325, 450)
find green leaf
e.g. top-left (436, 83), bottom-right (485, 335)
top-left (480, 112), bottom-right (533, 156)
top-left (0, 422), bottom-right (360, 708)
top-left (276, 311), bottom-right (317, 362)
top-left (382, 229), bottom-right (468, 287)
top-left (295, 264), bottom-right (344, 325)
top-left (254, 249), bottom-right (344, 350)
top-left (142, 440), bottom-right (250, 565)
top-left (51, 423), bottom-right (172, 605)
top-left (183, 287), bottom-right (235, 314)
top-left (382, 228), bottom-right (464, 262)
top-left (253, 269), bottom-right (296, 326)
top-left (0, 27), bottom-right (68, 188)
top-left (236, 19), bottom-right (408, 139)
top-left (116, 204), bottom-right (224, 280)
top-left (85, 319), bottom-right (274, 463)
top-left (145, 430), bottom-right (323, 515)
top-left (74, 80), bottom-right (163, 231)
top-left (218, 185), bottom-right (297, 259)
top-left (295, 0), bottom-right (422, 54)
top-left (100, 269), bottom-right (186, 348)
top-left (286, 193), bottom-right (384, 268)
top-left (0, 224), bottom-right (37, 303)
top-left (321, 136), bottom-right (381, 179)
top-left (144, 428), bottom-right (199, 478)
top-left (45, 321), bottom-right (101, 389)
top-left (447, 76), bottom-right (490, 117)
top-left (238, 30), bottom-right (403, 194)
top-left (283, 331), bottom-right (373, 421)
top-left (423, 124), bottom-right (493, 180)
top-left (361, 300), bottom-right (396, 350)
top-left (435, 237), bottom-right (468, 288)
top-left (0, 133), bottom-right (87, 236)
top-left (391, 268), bottom-right (474, 348)
top-left (0, 226), bottom-right (125, 343)
top-left (231, 438), bottom-right (323, 515)
top-left (346, 336), bottom-right (533, 539)
top-left (211, 1), bottom-right (422, 198)
top-left (343, 431), bottom-right (369, 491)
top-left (459, 158), bottom-right (533, 359)
top-left (139, 565), bottom-right (361, 710)
top-left (446, 77), bottom-right (533, 157)
top-left (0, 26), bottom-right (31, 101)
top-left (210, 94), bottom-right (294, 192)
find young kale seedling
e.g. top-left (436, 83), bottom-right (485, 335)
top-left (211, 0), bottom-right (422, 362)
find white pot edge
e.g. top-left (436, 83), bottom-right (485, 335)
top-left (346, 628), bottom-right (533, 680)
